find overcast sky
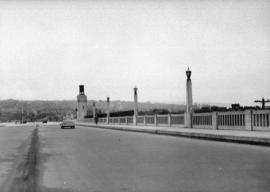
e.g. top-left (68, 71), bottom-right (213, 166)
top-left (0, 0), bottom-right (269, 106)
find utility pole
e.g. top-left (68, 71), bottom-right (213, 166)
top-left (254, 97), bottom-right (270, 109)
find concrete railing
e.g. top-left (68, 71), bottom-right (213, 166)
top-left (170, 114), bottom-right (185, 126)
top-left (90, 114), bottom-right (185, 128)
top-left (80, 118), bottom-right (94, 123)
top-left (253, 110), bottom-right (270, 131)
top-left (192, 112), bottom-right (213, 129)
top-left (217, 111), bottom-right (246, 130)
top-left (136, 114), bottom-right (185, 127)
top-left (99, 116), bottom-right (134, 125)
top-left (82, 110), bottom-right (270, 131)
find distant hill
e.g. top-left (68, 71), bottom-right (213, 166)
top-left (0, 99), bottom-right (227, 122)
top-left (0, 99), bottom-right (77, 122)
top-left (0, 99), bottom-right (187, 122)
top-left (90, 100), bottom-right (186, 113)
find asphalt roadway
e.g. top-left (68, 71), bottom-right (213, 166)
top-left (1, 124), bottom-right (270, 192)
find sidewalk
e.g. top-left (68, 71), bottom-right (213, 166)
top-left (76, 122), bottom-right (270, 146)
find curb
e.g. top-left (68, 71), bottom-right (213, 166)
top-left (76, 123), bottom-right (270, 146)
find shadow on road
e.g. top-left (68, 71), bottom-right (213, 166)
top-left (1, 128), bottom-right (78, 192)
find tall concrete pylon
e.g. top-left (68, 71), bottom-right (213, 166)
top-left (185, 68), bottom-right (193, 128)
top-left (133, 87), bottom-right (138, 125)
top-left (77, 85), bottom-right (87, 120)
top-left (92, 102), bottom-right (96, 118)
top-left (106, 97), bottom-right (110, 124)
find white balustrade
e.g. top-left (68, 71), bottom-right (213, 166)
top-left (192, 112), bottom-right (212, 129)
top-left (80, 110), bottom-right (270, 131)
top-left (217, 111), bottom-right (246, 130)
top-left (253, 110), bottom-right (270, 131)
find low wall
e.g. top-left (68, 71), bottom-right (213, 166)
top-left (83, 109), bottom-right (270, 131)
top-left (192, 112), bottom-right (212, 129)
top-left (93, 114), bottom-right (185, 128)
top-left (253, 110), bottom-right (270, 131)
top-left (217, 111), bottom-right (246, 130)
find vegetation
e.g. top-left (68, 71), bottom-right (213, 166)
top-left (0, 99), bottom-right (76, 122)
top-left (0, 99), bottom-right (235, 122)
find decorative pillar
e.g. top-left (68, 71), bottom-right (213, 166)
top-left (144, 116), bottom-right (146, 126)
top-left (245, 110), bottom-right (253, 131)
top-left (92, 102), bottom-right (96, 119)
top-left (77, 85), bottom-right (87, 121)
top-left (212, 112), bottom-right (218, 130)
top-left (133, 86), bottom-right (138, 125)
top-left (154, 114), bottom-right (157, 127)
top-left (106, 97), bottom-right (110, 124)
top-left (185, 68), bottom-right (193, 128)
top-left (168, 114), bottom-right (171, 127)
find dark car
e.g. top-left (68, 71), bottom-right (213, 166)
top-left (60, 120), bottom-right (75, 129)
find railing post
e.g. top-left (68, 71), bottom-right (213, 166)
top-left (245, 110), bottom-right (253, 131)
top-left (185, 112), bottom-right (192, 128)
top-left (134, 115), bottom-right (137, 126)
top-left (212, 112), bottom-right (218, 130)
top-left (144, 116), bottom-right (146, 126)
top-left (154, 114), bottom-right (157, 127)
top-left (126, 116), bottom-right (128, 125)
top-left (168, 114), bottom-right (171, 127)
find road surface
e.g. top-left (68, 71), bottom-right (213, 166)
top-left (1, 124), bottom-right (270, 192)
top-left (0, 125), bottom-right (35, 192)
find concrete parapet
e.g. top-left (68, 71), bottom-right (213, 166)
top-left (144, 116), bottom-right (146, 126)
top-left (168, 114), bottom-right (171, 127)
top-left (95, 110), bottom-right (270, 131)
top-left (245, 110), bottom-right (253, 131)
top-left (133, 115), bottom-right (137, 126)
top-left (212, 112), bottom-right (218, 130)
top-left (185, 112), bottom-right (192, 128)
top-left (154, 114), bottom-right (157, 127)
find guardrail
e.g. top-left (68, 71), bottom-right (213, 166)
top-left (82, 110), bottom-right (270, 131)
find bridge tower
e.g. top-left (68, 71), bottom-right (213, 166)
top-left (106, 97), bottom-right (110, 124)
top-left (77, 85), bottom-right (87, 120)
top-left (92, 102), bottom-right (96, 118)
top-left (185, 68), bottom-right (193, 128)
top-left (133, 87), bottom-right (138, 125)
